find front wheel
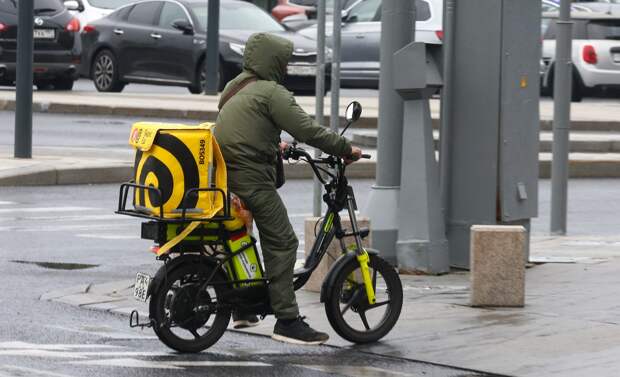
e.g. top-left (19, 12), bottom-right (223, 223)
top-left (149, 261), bottom-right (231, 353)
top-left (324, 254), bottom-right (402, 344)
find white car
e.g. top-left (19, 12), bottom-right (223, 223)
top-left (542, 12), bottom-right (620, 101)
top-left (63, 0), bottom-right (135, 30)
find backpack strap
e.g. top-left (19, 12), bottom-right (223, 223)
top-left (218, 77), bottom-right (258, 110)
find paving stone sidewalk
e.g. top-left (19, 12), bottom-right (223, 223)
top-left (42, 235), bottom-right (620, 377)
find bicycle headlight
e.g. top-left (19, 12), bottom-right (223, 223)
top-left (229, 43), bottom-right (246, 56)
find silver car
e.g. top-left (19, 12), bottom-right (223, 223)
top-left (299, 0), bottom-right (443, 88)
top-left (542, 12), bottom-right (620, 101)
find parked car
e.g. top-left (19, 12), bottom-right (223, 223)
top-left (571, 2), bottom-right (620, 13)
top-left (541, 12), bottom-right (620, 101)
top-left (542, 0), bottom-right (592, 12)
top-left (299, 0), bottom-right (442, 88)
top-left (64, 0), bottom-right (137, 31)
top-left (81, 0), bottom-right (327, 94)
top-left (277, 0), bottom-right (361, 31)
top-left (0, 0), bottom-right (81, 90)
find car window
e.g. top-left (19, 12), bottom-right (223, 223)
top-left (159, 2), bottom-right (188, 29)
top-left (127, 1), bottom-right (161, 25)
top-left (111, 5), bottom-right (132, 19)
top-left (289, 0), bottom-right (316, 6)
top-left (189, 1), bottom-right (284, 32)
top-left (33, 0), bottom-right (65, 14)
top-left (0, 0), bottom-right (17, 14)
top-left (346, 0), bottom-right (380, 23)
top-left (346, 0), bottom-right (431, 23)
top-left (88, 0), bottom-right (134, 10)
top-left (587, 20), bottom-right (620, 40)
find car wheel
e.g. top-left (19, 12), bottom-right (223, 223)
top-left (188, 59), bottom-right (230, 94)
top-left (92, 50), bottom-right (125, 93)
top-left (547, 68), bottom-right (584, 103)
top-left (52, 78), bottom-right (74, 91)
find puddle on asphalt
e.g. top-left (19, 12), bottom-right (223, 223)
top-left (10, 260), bottom-right (99, 270)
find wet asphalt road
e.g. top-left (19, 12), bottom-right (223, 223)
top-left (0, 183), bottom-right (492, 377)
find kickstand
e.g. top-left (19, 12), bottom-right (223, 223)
top-left (129, 310), bottom-right (153, 329)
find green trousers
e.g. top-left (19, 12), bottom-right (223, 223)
top-left (232, 186), bottom-right (300, 320)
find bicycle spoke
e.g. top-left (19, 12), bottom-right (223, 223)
top-left (358, 310), bottom-right (371, 330)
top-left (189, 329), bottom-right (201, 339)
top-left (341, 288), bottom-right (362, 315)
top-left (369, 300), bottom-right (390, 310)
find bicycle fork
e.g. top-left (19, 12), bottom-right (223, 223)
top-left (343, 192), bottom-right (376, 306)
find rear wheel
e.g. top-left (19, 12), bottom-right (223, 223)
top-left (324, 254), bottom-right (402, 344)
top-left (92, 50), bottom-right (125, 92)
top-left (188, 59), bottom-right (231, 94)
top-left (149, 261), bottom-right (231, 353)
top-left (35, 80), bottom-right (53, 91)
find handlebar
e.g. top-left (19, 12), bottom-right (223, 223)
top-left (282, 144), bottom-right (370, 184)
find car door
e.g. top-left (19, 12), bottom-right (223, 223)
top-left (118, 1), bottom-right (162, 78)
top-left (340, 0), bottom-right (381, 73)
top-left (150, 1), bottom-right (195, 84)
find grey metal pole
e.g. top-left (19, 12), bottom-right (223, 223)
top-left (439, 0), bottom-right (456, 218)
top-left (14, 0), bottom-right (34, 159)
top-left (550, 0), bottom-right (573, 235)
top-left (312, 0), bottom-right (327, 217)
top-left (330, 0), bottom-right (342, 133)
top-left (363, 0), bottom-right (413, 264)
top-left (204, 0), bottom-right (219, 95)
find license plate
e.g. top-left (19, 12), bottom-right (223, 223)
top-left (34, 29), bottom-right (55, 39)
top-left (287, 64), bottom-right (315, 76)
top-left (133, 272), bottom-right (152, 302)
top-left (614, 53), bottom-right (620, 63)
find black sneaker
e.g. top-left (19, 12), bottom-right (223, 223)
top-left (232, 312), bottom-right (260, 329)
top-left (272, 316), bottom-right (329, 345)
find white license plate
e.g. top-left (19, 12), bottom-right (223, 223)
top-left (34, 29), bottom-right (55, 39)
top-left (133, 272), bottom-right (152, 302)
top-left (287, 65), bottom-right (316, 76)
top-left (613, 54), bottom-right (620, 63)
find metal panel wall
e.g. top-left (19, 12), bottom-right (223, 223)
top-left (499, 0), bottom-right (541, 222)
top-left (445, 0), bottom-right (503, 268)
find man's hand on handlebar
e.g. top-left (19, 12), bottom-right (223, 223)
top-left (343, 146), bottom-right (363, 165)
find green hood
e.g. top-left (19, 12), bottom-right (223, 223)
top-left (242, 33), bottom-right (293, 83)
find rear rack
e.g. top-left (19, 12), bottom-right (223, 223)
top-left (115, 182), bottom-right (233, 223)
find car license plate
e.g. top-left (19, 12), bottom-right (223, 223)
top-left (33, 29), bottom-right (55, 39)
top-left (613, 53), bottom-right (620, 63)
top-left (287, 65), bottom-right (315, 76)
top-left (133, 272), bottom-right (152, 302)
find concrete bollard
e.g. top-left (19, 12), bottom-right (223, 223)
top-left (470, 225), bottom-right (526, 307)
top-left (303, 217), bottom-right (371, 292)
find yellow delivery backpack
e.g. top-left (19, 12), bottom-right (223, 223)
top-left (129, 122), bottom-right (227, 219)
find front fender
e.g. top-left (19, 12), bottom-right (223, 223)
top-left (147, 254), bottom-right (222, 298)
top-left (319, 248), bottom-right (379, 303)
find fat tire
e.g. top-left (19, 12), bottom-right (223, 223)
top-left (324, 254), bottom-right (402, 344)
top-left (92, 50), bottom-right (125, 93)
top-left (149, 261), bottom-right (231, 353)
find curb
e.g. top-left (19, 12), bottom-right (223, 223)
top-left (3, 98), bottom-right (620, 132)
top-left (2, 157), bottom-right (620, 187)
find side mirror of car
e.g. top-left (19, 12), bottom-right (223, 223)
top-left (345, 101), bottom-right (362, 122)
top-left (172, 19), bottom-right (194, 35)
top-left (64, 0), bottom-right (83, 11)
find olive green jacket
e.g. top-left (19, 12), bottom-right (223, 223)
top-left (214, 33), bottom-right (352, 190)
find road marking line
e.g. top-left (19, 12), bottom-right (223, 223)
top-left (1, 365), bottom-right (75, 377)
top-left (298, 365), bottom-right (416, 377)
top-left (0, 214), bottom-right (131, 222)
top-left (0, 201), bottom-right (16, 205)
top-left (69, 358), bottom-right (272, 369)
top-left (0, 350), bottom-right (88, 359)
top-left (75, 234), bottom-right (139, 240)
top-left (0, 207), bottom-right (100, 214)
top-left (0, 341), bottom-right (123, 350)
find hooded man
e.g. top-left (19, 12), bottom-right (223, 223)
top-left (214, 32), bottom-right (362, 345)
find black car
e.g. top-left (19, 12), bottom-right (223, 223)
top-left (0, 0), bottom-right (82, 90)
top-left (81, 0), bottom-right (326, 94)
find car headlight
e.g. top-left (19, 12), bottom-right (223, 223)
top-left (229, 43), bottom-right (245, 56)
